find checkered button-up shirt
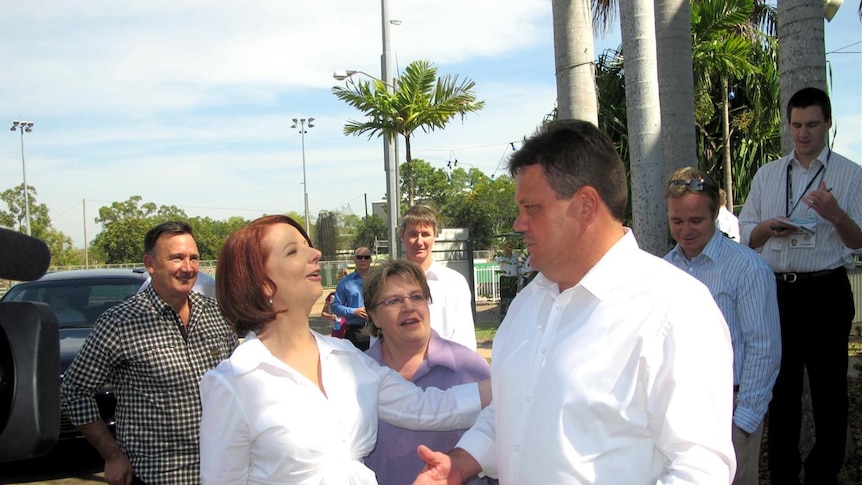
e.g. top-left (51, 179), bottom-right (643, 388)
top-left (61, 286), bottom-right (238, 484)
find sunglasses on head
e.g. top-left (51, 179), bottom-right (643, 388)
top-left (355, 255), bottom-right (372, 260)
top-left (668, 179), bottom-right (706, 191)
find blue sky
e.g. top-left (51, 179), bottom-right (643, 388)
top-left (0, 1), bottom-right (859, 248)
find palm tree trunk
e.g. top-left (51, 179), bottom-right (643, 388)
top-left (405, 135), bottom-right (415, 207)
top-left (722, 77), bottom-right (734, 210)
top-left (620, 0), bottom-right (667, 256)
top-left (551, 0), bottom-right (598, 124)
top-left (777, 0), bottom-right (827, 154)
top-left (654, 0), bottom-right (697, 178)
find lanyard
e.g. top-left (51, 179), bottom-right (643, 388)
top-left (785, 149), bottom-right (830, 217)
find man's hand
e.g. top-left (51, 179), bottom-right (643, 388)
top-left (804, 182), bottom-right (841, 223)
top-left (413, 446), bottom-right (481, 485)
top-left (354, 306), bottom-right (368, 320)
top-left (747, 217), bottom-right (793, 248)
top-left (103, 453), bottom-right (134, 485)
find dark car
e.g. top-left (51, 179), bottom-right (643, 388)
top-left (0, 268), bottom-right (149, 438)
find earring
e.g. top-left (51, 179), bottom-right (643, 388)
top-left (268, 298), bottom-right (273, 305)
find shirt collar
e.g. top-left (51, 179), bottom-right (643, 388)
top-left (527, 228), bottom-right (637, 302)
top-left (228, 330), bottom-right (341, 376)
top-left (790, 145), bottom-right (831, 170)
top-left (668, 227), bottom-right (722, 265)
top-left (424, 261), bottom-right (441, 280)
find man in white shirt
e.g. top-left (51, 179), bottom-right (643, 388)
top-left (739, 87), bottom-right (862, 485)
top-left (415, 120), bottom-right (736, 484)
top-left (717, 188), bottom-right (741, 242)
top-left (400, 205), bottom-right (477, 351)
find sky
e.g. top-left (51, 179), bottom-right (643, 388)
top-left (0, 1), bottom-right (859, 248)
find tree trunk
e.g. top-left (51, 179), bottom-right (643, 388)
top-left (620, 0), bottom-right (667, 256)
top-left (551, 0), bottom-right (599, 124)
top-left (404, 134), bottom-right (415, 207)
top-left (722, 77), bottom-right (734, 210)
top-left (654, 0), bottom-right (697, 179)
top-left (777, 0), bottom-right (827, 154)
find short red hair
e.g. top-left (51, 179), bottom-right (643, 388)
top-left (216, 215), bottom-right (312, 335)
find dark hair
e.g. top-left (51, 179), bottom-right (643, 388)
top-left (508, 119), bottom-right (628, 221)
top-left (363, 259), bottom-right (432, 339)
top-left (399, 205), bottom-right (438, 236)
top-left (143, 221), bottom-right (195, 256)
top-left (216, 215), bottom-right (312, 336)
top-left (787, 87), bottom-right (831, 123)
top-left (664, 166), bottom-right (721, 217)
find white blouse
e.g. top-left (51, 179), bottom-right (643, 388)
top-left (199, 332), bottom-right (481, 484)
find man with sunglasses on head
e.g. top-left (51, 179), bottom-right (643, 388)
top-left (664, 167), bottom-right (781, 485)
top-left (739, 87), bottom-right (862, 485)
top-left (332, 247), bottom-right (374, 350)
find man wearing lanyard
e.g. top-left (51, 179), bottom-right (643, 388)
top-left (739, 87), bottom-right (862, 485)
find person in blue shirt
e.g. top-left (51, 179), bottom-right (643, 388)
top-left (332, 247), bottom-right (373, 350)
top-left (663, 167), bottom-right (782, 485)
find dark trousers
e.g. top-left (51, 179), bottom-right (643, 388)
top-left (345, 324), bottom-right (370, 351)
top-left (767, 268), bottom-right (854, 485)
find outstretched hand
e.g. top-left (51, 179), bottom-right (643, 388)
top-left (413, 445), bottom-right (462, 485)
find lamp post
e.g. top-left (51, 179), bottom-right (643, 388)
top-left (9, 120), bottom-right (34, 236)
top-left (291, 117), bottom-right (314, 234)
top-left (330, 0), bottom-right (400, 258)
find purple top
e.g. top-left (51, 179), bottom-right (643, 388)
top-left (365, 330), bottom-right (494, 485)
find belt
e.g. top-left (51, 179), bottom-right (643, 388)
top-left (774, 267), bottom-right (844, 283)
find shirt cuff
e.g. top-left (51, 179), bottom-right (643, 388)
top-left (733, 405), bottom-right (762, 434)
top-left (451, 382), bottom-right (482, 428)
top-left (456, 428), bottom-right (497, 478)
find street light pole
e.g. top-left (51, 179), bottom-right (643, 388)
top-left (291, 117), bottom-right (314, 235)
top-left (9, 120), bottom-right (34, 236)
top-left (381, 0), bottom-right (399, 259)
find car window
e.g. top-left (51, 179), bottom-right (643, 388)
top-left (3, 279), bottom-right (142, 329)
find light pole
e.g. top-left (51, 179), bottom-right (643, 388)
top-left (291, 117), bottom-right (314, 234)
top-left (330, 0), bottom-right (400, 259)
top-left (9, 120), bottom-right (34, 236)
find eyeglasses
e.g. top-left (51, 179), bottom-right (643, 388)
top-left (668, 179), bottom-right (706, 191)
top-left (375, 293), bottom-right (428, 309)
top-left (355, 255), bottom-right (372, 260)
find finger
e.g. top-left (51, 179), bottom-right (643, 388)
top-left (416, 444), bottom-right (436, 464)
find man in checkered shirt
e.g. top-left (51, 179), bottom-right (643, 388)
top-left (61, 221), bottom-right (238, 485)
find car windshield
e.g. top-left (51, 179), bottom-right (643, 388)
top-left (2, 279), bottom-right (142, 329)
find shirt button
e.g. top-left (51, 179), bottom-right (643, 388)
top-left (514, 445), bottom-right (520, 452)
top-left (526, 397), bottom-right (532, 403)
top-left (541, 348), bottom-right (547, 354)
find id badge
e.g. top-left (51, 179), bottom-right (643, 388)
top-left (789, 229), bottom-right (815, 248)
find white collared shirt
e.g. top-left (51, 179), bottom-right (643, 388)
top-left (425, 261), bottom-right (477, 350)
top-left (199, 333), bottom-right (481, 484)
top-left (739, 146), bottom-right (862, 272)
top-left (457, 230), bottom-right (736, 484)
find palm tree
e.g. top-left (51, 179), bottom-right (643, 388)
top-left (552, 0), bottom-right (599, 123)
top-left (620, 0), bottom-right (667, 256)
top-left (332, 60), bottom-right (484, 206)
top-left (690, 0), bottom-right (764, 209)
top-left (655, 0), bottom-right (698, 178)
top-left (777, 0), bottom-right (828, 154)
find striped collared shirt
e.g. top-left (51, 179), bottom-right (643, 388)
top-left (665, 228), bottom-right (782, 433)
top-left (739, 146), bottom-right (862, 272)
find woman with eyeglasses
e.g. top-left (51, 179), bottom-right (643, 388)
top-left (198, 215), bottom-right (490, 485)
top-left (362, 259), bottom-right (495, 485)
